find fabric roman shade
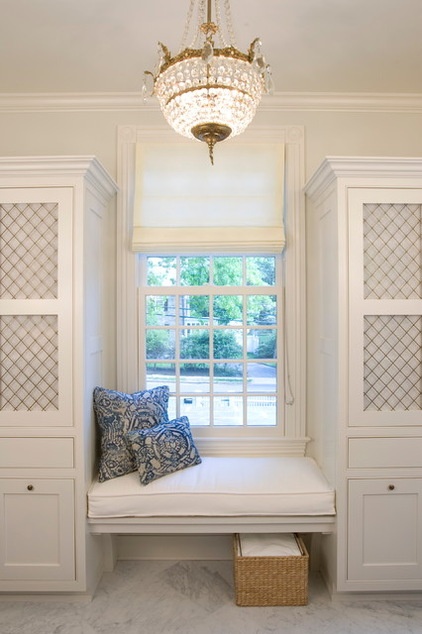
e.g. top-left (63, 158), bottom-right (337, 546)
top-left (132, 141), bottom-right (285, 254)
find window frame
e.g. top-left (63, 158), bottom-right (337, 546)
top-left (138, 254), bottom-right (282, 439)
top-left (116, 124), bottom-right (306, 456)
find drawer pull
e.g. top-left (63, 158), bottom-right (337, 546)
top-left (388, 484), bottom-right (395, 491)
top-left (27, 484), bottom-right (34, 491)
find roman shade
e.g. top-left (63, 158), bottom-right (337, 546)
top-left (132, 141), bottom-right (285, 254)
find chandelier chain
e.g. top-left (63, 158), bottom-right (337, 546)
top-left (223, 0), bottom-right (237, 47)
top-left (213, 0), bottom-right (226, 47)
top-left (194, 0), bottom-right (207, 47)
top-left (180, 0), bottom-right (197, 51)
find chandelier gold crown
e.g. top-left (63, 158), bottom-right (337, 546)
top-left (143, 0), bottom-right (273, 164)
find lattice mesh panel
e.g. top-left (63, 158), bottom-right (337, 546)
top-left (0, 315), bottom-right (58, 410)
top-left (0, 202), bottom-right (58, 299)
top-left (364, 315), bottom-right (422, 411)
top-left (363, 203), bottom-right (422, 299)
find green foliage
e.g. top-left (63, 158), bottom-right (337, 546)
top-left (180, 257), bottom-right (210, 286)
top-left (146, 330), bottom-right (173, 359)
top-left (247, 256), bottom-right (276, 286)
top-left (213, 295), bottom-right (243, 325)
top-left (255, 331), bottom-right (277, 358)
top-left (214, 257), bottom-right (243, 285)
top-left (180, 331), bottom-right (210, 360)
top-left (179, 330), bottom-right (243, 375)
top-left (213, 330), bottom-right (243, 359)
top-left (187, 295), bottom-right (210, 321)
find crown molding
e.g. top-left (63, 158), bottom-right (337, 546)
top-left (0, 92), bottom-right (422, 114)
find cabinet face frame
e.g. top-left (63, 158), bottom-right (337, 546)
top-left (348, 187), bottom-right (422, 427)
top-left (0, 187), bottom-right (73, 427)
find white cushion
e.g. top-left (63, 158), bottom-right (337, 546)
top-left (88, 457), bottom-right (335, 518)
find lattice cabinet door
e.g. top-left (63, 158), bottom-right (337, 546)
top-left (348, 188), bottom-right (422, 426)
top-left (0, 188), bottom-right (73, 427)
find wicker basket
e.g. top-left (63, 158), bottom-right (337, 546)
top-left (233, 533), bottom-right (309, 606)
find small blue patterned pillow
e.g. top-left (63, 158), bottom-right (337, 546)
top-left (125, 416), bottom-right (202, 485)
top-left (93, 385), bottom-right (170, 482)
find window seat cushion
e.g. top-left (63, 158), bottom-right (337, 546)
top-left (87, 456), bottom-right (335, 519)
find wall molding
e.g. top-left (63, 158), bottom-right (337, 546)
top-left (1, 92), bottom-right (422, 114)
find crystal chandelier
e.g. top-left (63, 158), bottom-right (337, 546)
top-left (143, 0), bottom-right (273, 164)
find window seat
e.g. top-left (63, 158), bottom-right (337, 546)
top-left (87, 456), bottom-right (336, 534)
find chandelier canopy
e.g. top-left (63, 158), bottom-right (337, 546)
top-left (143, 0), bottom-right (273, 164)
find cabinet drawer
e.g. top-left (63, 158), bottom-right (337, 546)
top-left (349, 437), bottom-right (422, 469)
top-left (0, 438), bottom-right (74, 468)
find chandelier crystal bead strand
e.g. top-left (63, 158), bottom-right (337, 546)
top-left (143, 0), bottom-right (273, 164)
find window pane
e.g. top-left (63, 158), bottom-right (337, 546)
top-left (246, 257), bottom-right (276, 286)
top-left (250, 329), bottom-right (277, 359)
top-left (146, 362), bottom-right (175, 390)
top-left (214, 362), bottom-right (243, 392)
top-left (180, 396), bottom-right (210, 425)
top-left (168, 396), bottom-right (177, 421)
top-left (247, 295), bottom-right (277, 326)
top-left (147, 256), bottom-right (176, 286)
top-left (146, 329), bottom-right (175, 359)
top-left (180, 363), bottom-right (210, 393)
top-left (213, 329), bottom-right (243, 359)
top-left (247, 362), bottom-right (277, 392)
top-left (179, 295), bottom-right (210, 324)
top-left (213, 295), bottom-right (243, 325)
top-left (214, 256), bottom-right (243, 286)
top-left (247, 396), bottom-right (276, 426)
top-left (146, 295), bottom-right (175, 326)
top-left (214, 396), bottom-right (243, 425)
top-left (180, 330), bottom-right (209, 359)
top-left (180, 256), bottom-right (210, 286)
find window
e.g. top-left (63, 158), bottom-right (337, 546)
top-left (138, 254), bottom-right (282, 436)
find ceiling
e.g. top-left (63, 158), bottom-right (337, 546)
top-left (1, 0), bottom-right (422, 95)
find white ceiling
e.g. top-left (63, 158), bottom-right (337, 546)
top-left (1, 0), bottom-right (422, 95)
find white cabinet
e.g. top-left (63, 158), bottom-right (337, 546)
top-left (348, 479), bottom-right (422, 587)
top-left (0, 479), bottom-right (75, 585)
top-left (305, 157), bottom-right (422, 595)
top-left (0, 157), bottom-right (117, 594)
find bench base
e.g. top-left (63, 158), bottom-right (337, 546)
top-left (88, 515), bottom-right (335, 535)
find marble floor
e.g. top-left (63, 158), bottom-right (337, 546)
top-left (1, 561), bottom-right (422, 634)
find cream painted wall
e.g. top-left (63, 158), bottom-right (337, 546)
top-left (0, 108), bottom-right (421, 181)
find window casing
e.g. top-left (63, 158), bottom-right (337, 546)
top-left (117, 124), bottom-right (306, 455)
top-left (138, 255), bottom-right (283, 439)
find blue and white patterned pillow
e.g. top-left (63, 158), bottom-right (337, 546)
top-left (125, 416), bottom-right (201, 485)
top-left (93, 385), bottom-right (170, 482)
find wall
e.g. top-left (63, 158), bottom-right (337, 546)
top-left (1, 106), bottom-right (422, 184)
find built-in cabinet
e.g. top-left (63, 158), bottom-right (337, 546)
top-left (305, 157), bottom-right (422, 595)
top-left (0, 157), bottom-right (117, 593)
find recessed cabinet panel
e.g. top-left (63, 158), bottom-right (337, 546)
top-left (0, 479), bottom-right (75, 581)
top-left (348, 479), bottom-right (422, 582)
top-left (0, 438), bottom-right (74, 469)
top-left (348, 437), bottom-right (422, 469)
